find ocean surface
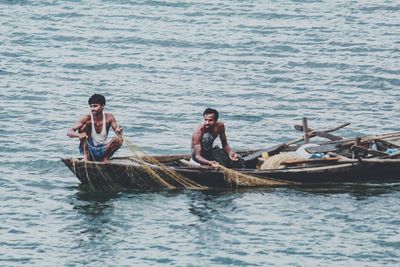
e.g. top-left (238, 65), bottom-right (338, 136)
top-left (1, 0), bottom-right (400, 266)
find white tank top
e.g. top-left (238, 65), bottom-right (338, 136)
top-left (90, 112), bottom-right (108, 145)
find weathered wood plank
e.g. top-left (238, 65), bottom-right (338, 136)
top-left (294, 122), bottom-right (351, 133)
top-left (314, 131), bottom-right (343, 141)
top-left (294, 122), bottom-right (348, 141)
top-left (303, 117), bottom-right (310, 144)
top-left (282, 157), bottom-right (340, 166)
top-left (350, 145), bottom-right (388, 157)
top-left (305, 144), bottom-right (340, 153)
top-left (243, 143), bottom-right (287, 162)
top-left (178, 159), bottom-right (199, 168)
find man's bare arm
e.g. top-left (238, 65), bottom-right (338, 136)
top-left (192, 130), bottom-right (218, 166)
top-left (219, 124), bottom-right (238, 161)
top-left (67, 115), bottom-right (89, 139)
top-left (109, 114), bottom-right (123, 135)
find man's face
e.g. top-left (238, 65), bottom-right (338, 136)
top-left (89, 103), bottom-right (104, 116)
top-left (203, 113), bottom-right (217, 129)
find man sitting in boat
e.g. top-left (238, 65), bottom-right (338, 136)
top-left (67, 93), bottom-right (123, 162)
top-left (191, 108), bottom-right (245, 168)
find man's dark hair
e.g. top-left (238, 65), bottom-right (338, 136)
top-left (88, 94), bottom-right (106, 106)
top-left (203, 108), bottom-right (219, 120)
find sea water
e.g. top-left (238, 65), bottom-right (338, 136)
top-left (1, 0), bottom-right (399, 266)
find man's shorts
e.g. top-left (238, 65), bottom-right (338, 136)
top-left (79, 138), bottom-right (107, 161)
top-left (191, 146), bottom-right (246, 168)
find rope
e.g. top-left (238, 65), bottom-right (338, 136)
top-left (218, 165), bottom-right (295, 187)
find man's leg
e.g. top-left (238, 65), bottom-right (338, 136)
top-left (231, 156), bottom-right (246, 169)
top-left (79, 126), bottom-right (92, 161)
top-left (211, 146), bottom-right (245, 168)
top-left (80, 138), bottom-right (92, 161)
top-left (211, 147), bottom-right (231, 167)
top-left (102, 135), bottom-right (123, 162)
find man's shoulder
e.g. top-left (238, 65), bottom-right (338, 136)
top-left (80, 114), bottom-right (91, 122)
top-left (216, 121), bottom-right (225, 130)
top-left (105, 112), bottom-right (116, 120)
top-left (192, 124), bottom-right (205, 138)
top-left (194, 124), bottom-right (204, 132)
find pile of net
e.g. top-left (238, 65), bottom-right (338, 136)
top-left (259, 152), bottom-right (303, 170)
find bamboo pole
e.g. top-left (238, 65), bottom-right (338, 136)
top-left (302, 117), bottom-right (309, 144)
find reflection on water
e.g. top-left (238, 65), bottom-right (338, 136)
top-left (296, 182), bottom-right (400, 198)
top-left (57, 182), bottom-right (400, 266)
top-left (74, 190), bottom-right (119, 217)
top-left (186, 190), bottom-right (240, 223)
top-left (71, 189), bottom-right (119, 243)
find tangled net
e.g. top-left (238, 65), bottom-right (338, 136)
top-left (121, 137), bottom-right (207, 190)
top-left (218, 165), bottom-right (294, 188)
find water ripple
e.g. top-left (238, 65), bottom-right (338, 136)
top-left (1, 0), bottom-right (400, 266)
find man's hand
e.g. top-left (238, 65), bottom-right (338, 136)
top-left (116, 125), bottom-right (123, 135)
top-left (78, 132), bottom-right (88, 140)
top-left (209, 161), bottom-right (220, 168)
top-left (229, 152), bottom-right (238, 161)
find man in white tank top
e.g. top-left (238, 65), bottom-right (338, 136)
top-left (67, 94), bottom-right (123, 162)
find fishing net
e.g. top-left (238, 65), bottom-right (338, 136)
top-left (120, 137), bottom-right (207, 190)
top-left (75, 135), bottom-right (296, 190)
top-left (259, 152), bottom-right (303, 170)
top-left (218, 165), bottom-right (294, 187)
top-left (76, 136), bottom-right (207, 190)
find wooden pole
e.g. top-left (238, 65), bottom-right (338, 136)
top-left (352, 137), bottom-right (361, 159)
top-left (302, 117), bottom-right (309, 144)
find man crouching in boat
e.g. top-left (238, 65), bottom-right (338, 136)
top-left (191, 108), bottom-right (245, 168)
top-left (67, 93), bottom-right (123, 163)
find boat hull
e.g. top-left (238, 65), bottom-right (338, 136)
top-left (61, 157), bottom-right (400, 190)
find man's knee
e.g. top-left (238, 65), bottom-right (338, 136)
top-left (232, 156), bottom-right (246, 169)
top-left (113, 136), bottom-right (123, 148)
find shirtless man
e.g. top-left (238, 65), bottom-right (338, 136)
top-left (67, 94), bottom-right (123, 162)
top-left (191, 108), bottom-right (244, 168)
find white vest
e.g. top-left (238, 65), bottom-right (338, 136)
top-left (90, 113), bottom-right (108, 145)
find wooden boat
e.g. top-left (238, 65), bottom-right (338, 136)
top-left (61, 154), bottom-right (400, 190)
top-left (61, 123), bottom-right (400, 190)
